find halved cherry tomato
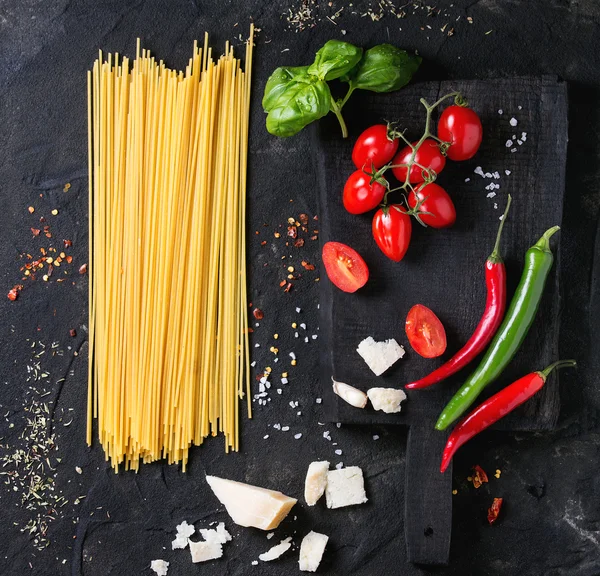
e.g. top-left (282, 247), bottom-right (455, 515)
top-left (322, 241), bottom-right (369, 293)
top-left (343, 170), bottom-right (387, 215)
top-left (408, 183), bottom-right (456, 229)
top-left (391, 139), bottom-right (446, 183)
top-left (372, 205), bottom-right (412, 262)
top-left (352, 124), bottom-right (399, 170)
top-left (438, 105), bottom-right (483, 161)
top-left (405, 304), bottom-right (447, 358)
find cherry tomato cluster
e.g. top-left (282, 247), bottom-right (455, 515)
top-left (344, 96), bottom-right (483, 263)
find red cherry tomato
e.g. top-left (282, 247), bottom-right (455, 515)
top-left (343, 170), bottom-right (387, 215)
top-left (372, 205), bottom-right (412, 262)
top-left (438, 105), bottom-right (483, 161)
top-left (408, 183), bottom-right (456, 229)
top-left (352, 124), bottom-right (399, 170)
top-left (322, 241), bottom-right (369, 293)
top-left (405, 304), bottom-right (447, 358)
top-left (392, 139), bottom-right (446, 183)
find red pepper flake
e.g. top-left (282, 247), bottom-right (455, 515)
top-left (31, 228), bottom-right (40, 237)
top-left (301, 261), bottom-right (315, 271)
top-left (260, 240), bottom-right (267, 246)
top-left (69, 329), bottom-right (77, 337)
top-left (66, 256), bottom-right (73, 264)
top-left (63, 239), bottom-right (73, 248)
top-left (284, 282), bottom-right (293, 292)
top-left (279, 279), bottom-right (287, 287)
top-left (313, 215), bottom-right (319, 221)
top-left (79, 263), bottom-right (88, 275)
top-left (7, 285), bottom-right (23, 301)
top-left (487, 497), bottom-right (503, 525)
top-left (39, 216), bottom-right (46, 223)
top-left (299, 213), bottom-right (308, 225)
top-left (287, 226), bottom-right (297, 239)
top-left (294, 238), bottom-right (305, 248)
top-left (253, 308), bottom-right (264, 320)
top-left (310, 235), bottom-right (318, 241)
top-left (472, 465), bottom-right (489, 489)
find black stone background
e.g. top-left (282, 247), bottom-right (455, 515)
top-left (0, 1), bottom-right (599, 575)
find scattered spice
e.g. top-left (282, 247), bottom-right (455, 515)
top-left (28, 206), bottom-right (35, 214)
top-left (7, 285), bottom-right (23, 301)
top-left (284, 282), bottom-right (293, 293)
top-left (79, 264), bottom-right (88, 275)
top-left (63, 183), bottom-right (71, 192)
top-left (51, 209), bottom-right (59, 216)
top-left (472, 465), bottom-right (489, 489)
top-left (452, 489), bottom-right (458, 495)
top-left (287, 226), bottom-right (297, 238)
top-left (69, 329), bottom-right (77, 337)
top-left (299, 213), bottom-right (309, 225)
top-left (301, 260), bottom-right (315, 271)
top-left (63, 239), bottom-right (72, 248)
top-left (253, 308), bottom-right (265, 320)
top-left (487, 497), bottom-right (503, 525)
top-left (294, 238), bottom-right (305, 248)
top-left (495, 469), bottom-right (501, 479)
top-left (279, 279), bottom-right (287, 288)
top-left (31, 228), bottom-right (40, 237)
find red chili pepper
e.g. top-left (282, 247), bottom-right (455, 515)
top-left (406, 196), bottom-right (512, 390)
top-left (487, 497), bottom-right (503, 525)
top-left (440, 359), bottom-right (576, 472)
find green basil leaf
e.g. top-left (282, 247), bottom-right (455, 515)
top-left (265, 77), bottom-right (332, 137)
top-left (307, 40), bottom-right (363, 81)
top-left (262, 66), bottom-right (312, 112)
top-left (346, 44), bottom-right (421, 93)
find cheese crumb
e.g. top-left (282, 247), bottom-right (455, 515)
top-left (189, 539), bottom-right (223, 563)
top-left (325, 467), bottom-right (368, 509)
top-left (304, 461), bottom-right (329, 506)
top-left (299, 531), bottom-right (329, 572)
top-left (259, 537), bottom-right (292, 562)
top-left (367, 387), bottom-right (407, 413)
top-left (356, 337), bottom-right (404, 376)
top-left (150, 559), bottom-right (169, 576)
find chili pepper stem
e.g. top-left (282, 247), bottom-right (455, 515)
top-left (489, 195), bottom-right (512, 263)
top-left (539, 359), bottom-right (577, 380)
top-left (534, 225), bottom-right (561, 252)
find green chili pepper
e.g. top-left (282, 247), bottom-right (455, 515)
top-left (435, 225), bottom-right (561, 431)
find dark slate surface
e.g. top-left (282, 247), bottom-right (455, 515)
top-left (0, 1), bottom-right (599, 576)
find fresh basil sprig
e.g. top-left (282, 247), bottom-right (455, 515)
top-left (262, 40), bottom-right (421, 138)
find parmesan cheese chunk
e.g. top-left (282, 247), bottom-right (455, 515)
top-left (304, 461), bottom-right (330, 506)
top-left (367, 387), bottom-right (407, 414)
top-left (150, 560), bottom-right (169, 576)
top-left (172, 520), bottom-right (195, 549)
top-left (258, 537), bottom-right (292, 562)
top-left (189, 539), bottom-right (223, 563)
top-left (356, 337), bottom-right (405, 376)
top-left (206, 475), bottom-right (297, 530)
top-left (200, 522), bottom-right (232, 545)
top-left (331, 378), bottom-right (368, 408)
top-left (299, 531), bottom-right (329, 572)
top-left (325, 466), bottom-right (368, 509)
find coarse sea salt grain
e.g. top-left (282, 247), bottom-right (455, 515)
top-left (505, 140), bottom-right (513, 147)
top-left (281, 377), bottom-right (288, 384)
top-left (336, 462), bottom-right (344, 469)
top-left (323, 431), bottom-right (331, 440)
top-left (289, 352), bottom-right (296, 360)
top-left (505, 169), bottom-right (511, 176)
top-left (487, 192), bottom-right (497, 198)
top-left (373, 434), bottom-right (380, 440)
top-left (300, 323), bottom-right (306, 330)
top-left (465, 177), bottom-right (471, 182)
top-left (277, 389), bottom-right (282, 395)
top-left (294, 433), bottom-right (302, 439)
top-left (251, 361), bottom-right (256, 367)
top-left (510, 117), bottom-right (518, 126)
top-left (296, 307), bottom-right (301, 313)
top-left (312, 335), bottom-right (318, 340)
top-left (494, 203), bottom-right (498, 209)
top-left (264, 435), bottom-right (269, 439)
top-left (498, 109), bottom-right (503, 114)
top-left (315, 398), bottom-right (322, 404)
top-left (510, 148), bottom-right (517, 153)
top-left (474, 166), bottom-right (484, 177)
top-left (281, 426), bottom-right (290, 432)
top-left (335, 449), bottom-right (343, 456)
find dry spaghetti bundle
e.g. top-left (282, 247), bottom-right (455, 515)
top-left (87, 27), bottom-right (254, 471)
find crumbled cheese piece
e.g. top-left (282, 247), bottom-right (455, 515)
top-left (206, 475), bottom-right (297, 530)
top-left (325, 467), bottom-right (367, 509)
top-left (259, 537), bottom-right (292, 562)
top-left (356, 337), bottom-right (405, 376)
top-left (304, 461), bottom-right (329, 506)
top-left (150, 559), bottom-right (169, 576)
top-left (172, 520), bottom-right (195, 549)
top-left (299, 531), bottom-right (329, 572)
top-left (267, 532), bottom-right (274, 539)
top-left (367, 387), bottom-right (407, 414)
top-left (332, 378), bottom-right (367, 408)
top-left (200, 522), bottom-right (231, 545)
top-left (189, 539), bottom-right (223, 563)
